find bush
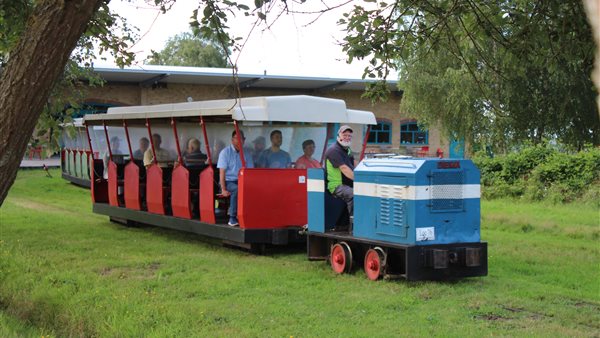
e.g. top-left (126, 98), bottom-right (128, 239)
top-left (498, 144), bottom-right (556, 183)
top-left (475, 144), bottom-right (600, 204)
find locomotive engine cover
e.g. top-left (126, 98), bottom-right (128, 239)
top-left (353, 158), bottom-right (481, 246)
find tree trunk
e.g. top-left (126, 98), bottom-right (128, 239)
top-left (585, 1), bottom-right (600, 108)
top-left (0, 0), bottom-right (104, 206)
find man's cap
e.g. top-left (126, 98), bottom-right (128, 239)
top-left (337, 125), bottom-right (353, 134)
top-left (252, 136), bottom-right (266, 144)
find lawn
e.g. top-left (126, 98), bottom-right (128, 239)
top-left (0, 169), bottom-right (598, 337)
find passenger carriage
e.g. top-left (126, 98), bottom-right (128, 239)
top-left (61, 118), bottom-right (94, 188)
top-left (83, 95), bottom-right (376, 252)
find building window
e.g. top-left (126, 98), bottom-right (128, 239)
top-left (367, 121), bottom-right (392, 144)
top-left (400, 121), bottom-right (428, 144)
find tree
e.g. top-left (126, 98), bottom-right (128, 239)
top-left (339, 0), bottom-right (599, 152)
top-left (145, 32), bottom-right (230, 67)
top-left (3, 0), bottom-right (600, 206)
top-left (0, 0), bottom-right (135, 206)
top-left (584, 0), bottom-right (600, 115)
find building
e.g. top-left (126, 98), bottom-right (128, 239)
top-left (79, 65), bottom-right (452, 157)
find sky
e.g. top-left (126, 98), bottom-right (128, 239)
top-left (102, 0), bottom-right (398, 80)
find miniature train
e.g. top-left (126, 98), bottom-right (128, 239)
top-left (82, 95), bottom-right (487, 281)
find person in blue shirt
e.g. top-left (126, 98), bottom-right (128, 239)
top-left (217, 129), bottom-right (254, 226)
top-left (257, 130), bottom-right (291, 168)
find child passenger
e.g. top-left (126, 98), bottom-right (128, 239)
top-left (295, 139), bottom-right (321, 169)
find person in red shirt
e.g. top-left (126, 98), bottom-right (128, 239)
top-left (295, 139), bottom-right (321, 169)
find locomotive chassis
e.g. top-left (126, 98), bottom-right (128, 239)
top-left (307, 231), bottom-right (488, 281)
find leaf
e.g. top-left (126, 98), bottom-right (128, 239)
top-left (203, 6), bottom-right (213, 18)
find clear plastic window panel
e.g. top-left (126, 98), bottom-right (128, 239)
top-left (204, 122), bottom-right (328, 168)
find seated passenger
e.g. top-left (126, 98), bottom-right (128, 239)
top-left (103, 136), bottom-right (124, 179)
top-left (257, 130), bottom-right (291, 168)
top-left (217, 130), bottom-right (254, 226)
top-left (182, 138), bottom-right (207, 168)
top-left (143, 133), bottom-right (172, 168)
top-left (251, 136), bottom-right (266, 164)
top-left (295, 139), bottom-right (321, 169)
top-left (325, 125), bottom-right (355, 216)
top-left (212, 139), bottom-right (226, 164)
top-left (133, 137), bottom-right (149, 160)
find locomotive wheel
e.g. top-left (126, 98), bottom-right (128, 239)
top-left (364, 247), bottom-right (386, 281)
top-left (330, 242), bottom-right (353, 274)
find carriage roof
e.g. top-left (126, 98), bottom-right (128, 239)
top-left (83, 95), bottom-right (376, 125)
top-left (60, 118), bottom-right (85, 128)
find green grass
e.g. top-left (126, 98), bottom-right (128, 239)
top-left (1, 169), bottom-right (599, 337)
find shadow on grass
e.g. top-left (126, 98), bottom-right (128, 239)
top-left (104, 218), bottom-right (307, 257)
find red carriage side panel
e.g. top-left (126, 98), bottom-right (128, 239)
top-left (108, 161), bottom-right (119, 207)
top-left (90, 158), bottom-right (108, 203)
top-left (199, 166), bottom-right (215, 223)
top-left (238, 168), bottom-right (307, 229)
top-left (171, 165), bottom-right (191, 219)
top-left (146, 165), bottom-right (165, 215)
top-left (124, 162), bottom-right (141, 210)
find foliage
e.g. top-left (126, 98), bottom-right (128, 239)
top-left (149, 0), bottom-right (600, 151)
top-left (0, 0), bottom-right (31, 66)
top-left (1, 170), bottom-right (598, 336)
top-left (473, 144), bottom-right (600, 204)
top-left (145, 32), bottom-right (230, 67)
top-left (8, 0), bottom-right (598, 154)
top-left (0, 1), bottom-right (137, 153)
top-left (340, 0), bottom-right (599, 151)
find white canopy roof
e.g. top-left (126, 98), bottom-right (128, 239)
top-left (59, 117), bottom-right (84, 128)
top-left (84, 95), bottom-right (376, 125)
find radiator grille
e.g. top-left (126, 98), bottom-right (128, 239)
top-left (431, 170), bottom-right (464, 211)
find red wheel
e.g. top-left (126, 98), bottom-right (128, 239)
top-left (364, 247), bottom-right (386, 281)
top-left (330, 242), bottom-right (353, 274)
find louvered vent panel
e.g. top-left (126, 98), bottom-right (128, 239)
top-left (378, 184), bottom-right (405, 235)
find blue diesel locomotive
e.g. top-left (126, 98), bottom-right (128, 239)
top-left (307, 156), bottom-right (487, 280)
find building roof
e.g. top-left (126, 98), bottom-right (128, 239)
top-left (92, 65), bottom-right (400, 92)
top-left (84, 95), bottom-right (376, 125)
